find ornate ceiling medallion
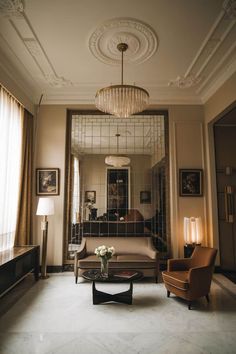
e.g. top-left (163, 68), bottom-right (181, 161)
top-left (0, 0), bottom-right (24, 18)
top-left (89, 17), bottom-right (158, 65)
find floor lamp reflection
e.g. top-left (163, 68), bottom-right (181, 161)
top-left (36, 197), bottom-right (55, 279)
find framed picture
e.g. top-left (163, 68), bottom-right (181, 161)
top-left (140, 191), bottom-right (151, 204)
top-left (179, 169), bottom-right (203, 196)
top-left (36, 168), bottom-right (60, 195)
top-left (85, 190), bottom-right (96, 203)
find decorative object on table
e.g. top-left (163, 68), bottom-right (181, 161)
top-left (113, 270), bottom-right (138, 279)
top-left (95, 42), bottom-right (149, 117)
top-left (36, 168), bottom-right (60, 195)
top-left (140, 191), bottom-right (151, 204)
top-left (94, 245), bottom-right (115, 278)
top-left (36, 197), bottom-right (54, 279)
top-left (179, 169), bottom-right (203, 196)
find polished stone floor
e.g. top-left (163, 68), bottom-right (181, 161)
top-left (0, 273), bottom-right (235, 354)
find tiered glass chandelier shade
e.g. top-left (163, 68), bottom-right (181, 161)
top-left (95, 84), bottom-right (149, 118)
top-left (95, 42), bottom-right (149, 118)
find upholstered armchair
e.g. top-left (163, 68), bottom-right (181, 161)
top-left (162, 246), bottom-right (217, 309)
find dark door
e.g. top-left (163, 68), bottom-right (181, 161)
top-left (107, 168), bottom-right (129, 219)
top-left (214, 111), bottom-right (236, 271)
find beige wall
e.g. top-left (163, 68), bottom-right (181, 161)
top-left (34, 104), bottom-right (206, 264)
top-left (168, 105), bottom-right (206, 257)
top-left (204, 72), bottom-right (236, 124)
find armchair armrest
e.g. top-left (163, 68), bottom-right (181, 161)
top-left (74, 238), bottom-right (87, 281)
top-left (168, 258), bottom-right (191, 271)
top-left (146, 238), bottom-right (158, 259)
top-left (188, 266), bottom-right (214, 297)
top-left (188, 266), bottom-right (213, 283)
top-left (74, 238), bottom-right (86, 261)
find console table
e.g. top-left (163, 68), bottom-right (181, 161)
top-left (0, 246), bottom-right (40, 297)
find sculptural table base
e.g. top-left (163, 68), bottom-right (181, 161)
top-left (92, 281), bottom-right (133, 305)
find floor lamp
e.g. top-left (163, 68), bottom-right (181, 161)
top-left (36, 197), bottom-right (55, 279)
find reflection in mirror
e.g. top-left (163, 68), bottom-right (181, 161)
top-left (64, 111), bottom-right (169, 263)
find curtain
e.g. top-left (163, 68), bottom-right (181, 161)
top-left (71, 156), bottom-right (80, 224)
top-left (0, 86), bottom-right (24, 251)
top-left (15, 109), bottom-right (34, 245)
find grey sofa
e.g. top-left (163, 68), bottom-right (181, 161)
top-left (74, 236), bottom-right (159, 283)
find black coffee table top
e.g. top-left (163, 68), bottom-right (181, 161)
top-left (82, 269), bottom-right (143, 282)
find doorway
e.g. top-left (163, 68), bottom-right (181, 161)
top-left (214, 105), bottom-right (236, 272)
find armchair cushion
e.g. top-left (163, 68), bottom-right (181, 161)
top-left (162, 271), bottom-right (189, 290)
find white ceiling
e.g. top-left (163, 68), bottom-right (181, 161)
top-left (0, 0), bottom-right (235, 106)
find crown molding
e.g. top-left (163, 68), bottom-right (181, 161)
top-left (0, 0), bottom-right (24, 18)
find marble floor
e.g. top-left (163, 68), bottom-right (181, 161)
top-left (0, 273), bottom-right (235, 354)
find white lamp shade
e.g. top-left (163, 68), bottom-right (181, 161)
top-left (36, 198), bottom-right (55, 216)
top-left (105, 156), bottom-right (130, 167)
top-left (184, 217), bottom-right (203, 244)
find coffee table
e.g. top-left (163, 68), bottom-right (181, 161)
top-left (82, 270), bottom-right (143, 305)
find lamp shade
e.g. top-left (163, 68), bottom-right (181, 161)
top-left (184, 217), bottom-right (203, 244)
top-left (36, 198), bottom-right (54, 216)
top-left (105, 155), bottom-right (130, 167)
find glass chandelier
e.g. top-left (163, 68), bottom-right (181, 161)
top-left (105, 133), bottom-right (131, 167)
top-left (95, 43), bottom-right (149, 118)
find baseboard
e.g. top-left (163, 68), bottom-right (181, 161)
top-left (42, 266), bottom-right (63, 273)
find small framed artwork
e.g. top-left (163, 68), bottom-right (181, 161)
top-left (179, 169), bottom-right (203, 197)
top-left (140, 191), bottom-right (151, 204)
top-left (85, 190), bottom-right (96, 203)
top-left (36, 168), bottom-right (60, 195)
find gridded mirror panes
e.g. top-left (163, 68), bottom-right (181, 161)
top-left (64, 112), bottom-right (169, 263)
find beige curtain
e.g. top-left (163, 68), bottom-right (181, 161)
top-left (15, 109), bottom-right (34, 245)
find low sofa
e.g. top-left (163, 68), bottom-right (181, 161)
top-left (74, 236), bottom-right (159, 283)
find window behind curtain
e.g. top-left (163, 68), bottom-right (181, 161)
top-left (0, 86), bottom-right (24, 251)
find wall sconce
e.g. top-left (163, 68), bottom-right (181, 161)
top-left (184, 217), bottom-right (203, 245)
top-left (36, 197), bottom-right (54, 279)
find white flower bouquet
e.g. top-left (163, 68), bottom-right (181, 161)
top-left (94, 245), bottom-right (115, 260)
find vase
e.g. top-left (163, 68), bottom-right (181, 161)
top-left (100, 257), bottom-right (109, 278)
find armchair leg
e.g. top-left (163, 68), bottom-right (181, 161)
top-left (206, 294), bottom-right (210, 303)
top-left (188, 301), bottom-right (192, 310)
top-left (167, 290), bottom-right (170, 298)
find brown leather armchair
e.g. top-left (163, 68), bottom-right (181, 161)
top-left (162, 246), bottom-right (217, 309)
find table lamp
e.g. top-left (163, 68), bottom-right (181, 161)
top-left (36, 197), bottom-right (54, 279)
top-left (184, 217), bottom-right (203, 245)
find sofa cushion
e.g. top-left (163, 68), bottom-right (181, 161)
top-left (78, 254), bottom-right (156, 270)
top-left (85, 236), bottom-right (154, 256)
top-left (162, 271), bottom-right (189, 290)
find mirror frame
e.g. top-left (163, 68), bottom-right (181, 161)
top-left (63, 109), bottom-right (170, 265)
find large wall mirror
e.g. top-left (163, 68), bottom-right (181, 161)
top-left (64, 110), bottom-right (169, 264)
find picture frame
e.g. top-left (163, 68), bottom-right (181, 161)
top-left (36, 168), bottom-right (60, 196)
top-left (85, 190), bottom-right (96, 203)
top-left (140, 191), bottom-right (151, 204)
top-left (179, 169), bottom-right (203, 197)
